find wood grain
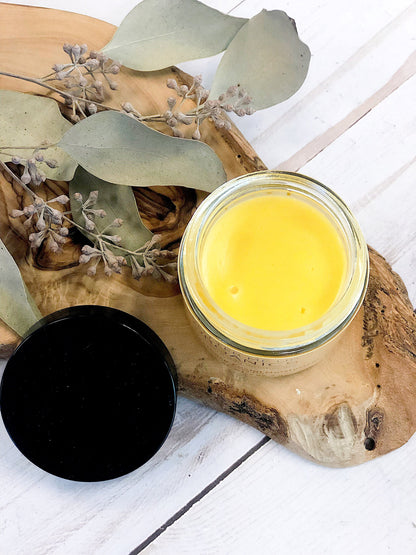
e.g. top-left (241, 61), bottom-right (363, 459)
top-left (1, 3), bottom-right (416, 469)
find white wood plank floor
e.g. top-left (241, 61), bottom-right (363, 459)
top-left (0, 0), bottom-right (415, 553)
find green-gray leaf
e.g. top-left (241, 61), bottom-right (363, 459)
top-left (210, 10), bottom-right (311, 110)
top-left (0, 239), bottom-right (42, 336)
top-left (59, 111), bottom-right (227, 192)
top-left (101, 0), bottom-right (247, 71)
top-left (0, 90), bottom-right (78, 180)
top-left (69, 166), bottom-right (152, 256)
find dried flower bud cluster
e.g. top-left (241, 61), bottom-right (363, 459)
top-left (9, 151), bottom-right (58, 187)
top-left (10, 194), bottom-right (69, 252)
top-left (79, 243), bottom-right (126, 277)
top-left (128, 234), bottom-right (177, 283)
top-left (162, 78), bottom-right (255, 139)
top-left (74, 191), bottom-right (176, 281)
top-left (44, 43), bottom-right (121, 121)
top-left (73, 189), bottom-right (107, 231)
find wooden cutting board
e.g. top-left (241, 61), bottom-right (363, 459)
top-left (1, 3), bottom-right (416, 467)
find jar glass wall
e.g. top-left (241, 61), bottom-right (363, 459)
top-left (179, 171), bottom-right (369, 376)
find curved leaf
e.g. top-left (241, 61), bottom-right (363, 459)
top-left (0, 90), bottom-right (78, 180)
top-left (101, 0), bottom-right (247, 71)
top-left (0, 239), bottom-right (42, 336)
top-left (69, 166), bottom-right (152, 255)
top-left (59, 111), bottom-right (227, 192)
top-left (210, 10), bottom-right (311, 110)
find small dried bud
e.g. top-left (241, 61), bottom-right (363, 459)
top-left (63, 43), bottom-right (72, 55)
top-left (78, 56), bottom-right (87, 65)
top-left (53, 233), bottom-right (67, 245)
top-left (166, 117), bottom-right (178, 128)
top-left (50, 209), bottom-right (63, 225)
top-left (71, 114), bottom-right (81, 123)
top-left (109, 235), bottom-right (122, 245)
top-left (79, 254), bottom-right (92, 264)
top-left (116, 256), bottom-right (127, 266)
top-left (192, 128), bottom-right (201, 141)
top-left (97, 53), bottom-right (109, 65)
top-left (87, 103), bottom-right (97, 114)
top-left (179, 85), bottom-right (189, 96)
top-left (166, 78), bottom-right (178, 90)
top-left (89, 50), bottom-right (98, 59)
top-left (193, 74), bottom-right (203, 87)
top-left (81, 245), bottom-right (95, 254)
top-left (223, 121), bottom-right (232, 130)
top-left (109, 81), bottom-right (118, 91)
top-left (34, 152), bottom-right (44, 162)
top-left (48, 238), bottom-right (61, 253)
top-left (52, 64), bottom-right (65, 72)
top-left (59, 227), bottom-right (69, 237)
top-left (172, 128), bottom-right (184, 138)
top-left (23, 205), bottom-right (36, 216)
top-left (109, 65), bottom-right (120, 74)
top-left (122, 102), bottom-right (134, 113)
top-left (78, 76), bottom-right (88, 87)
top-left (29, 232), bottom-right (44, 249)
top-left (227, 85), bottom-right (238, 96)
top-left (245, 107), bottom-right (255, 116)
top-left (95, 209), bottom-right (107, 218)
top-left (234, 108), bottom-right (246, 117)
top-left (72, 44), bottom-right (81, 61)
top-left (84, 58), bottom-right (100, 70)
top-left (87, 265), bottom-right (97, 276)
top-left (84, 217), bottom-right (96, 231)
top-left (21, 168), bottom-right (31, 184)
top-left (73, 192), bottom-right (83, 202)
top-left (167, 97), bottom-right (176, 109)
top-left (111, 218), bottom-right (123, 227)
top-left (45, 158), bottom-right (58, 168)
top-left (80, 44), bottom-right (88, 55)
top-left (11, 156), bottom-right (21, 164)
top-left (104, 266), bottom-right (113, 277)
top-left (11, 209), bottom-right (24, 218)
top-left (36, 215), bottom-right (46, 231)
top-left (88, 190), bottom-right (99, 203)
top-left (55, 71), bottom-right (67, 81)
top-left (176, 112), bottom-right (193, 125)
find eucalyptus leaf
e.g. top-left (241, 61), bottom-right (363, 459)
top-left (210, 10), bottom-right (311, 110)
top-left (0, 90), bottom-right (78, 180)
top-left (0, 239), bottom-right (42, 336)
top-left (101, 0), bottom-right (247, 71)
top-left (69, 166), bottom-right (152, 256)
top-left (59, 111), bottom-right (227, 192)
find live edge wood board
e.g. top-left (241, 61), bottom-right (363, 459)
top-left (1, 3), bottom-right (416, 468)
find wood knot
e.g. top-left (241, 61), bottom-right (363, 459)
top-left (364, 408), bottom-right (384, 451)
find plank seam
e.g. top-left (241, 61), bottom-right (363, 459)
top-left (129, 436), bottom-right (270, 554)
top-left (276, 51), bottom-right (416, 173)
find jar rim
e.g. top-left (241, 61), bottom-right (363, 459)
top-left (179, 171), bottom-right (369, 356)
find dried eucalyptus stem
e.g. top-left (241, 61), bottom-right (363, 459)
top-left (0, 42), bottom-right (254, 135)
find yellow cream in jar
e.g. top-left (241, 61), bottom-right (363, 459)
top-left (200, 193), bottom-right (347, 331)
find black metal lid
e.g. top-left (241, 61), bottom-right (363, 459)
top-left (0, 305), bottom-right (177, 482)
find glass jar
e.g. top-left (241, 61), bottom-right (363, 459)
top-left (178, 171), bottom-right (369, 377)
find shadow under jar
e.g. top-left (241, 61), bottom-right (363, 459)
top-left (179, 171), bottom-right (369, 377)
